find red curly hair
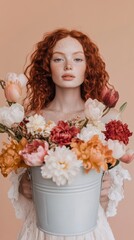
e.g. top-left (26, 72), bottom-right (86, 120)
top-left (24, 28), bottom-right (112, 112)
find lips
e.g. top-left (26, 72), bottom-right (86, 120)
top-left (62, 74), bottom-right (75, 81)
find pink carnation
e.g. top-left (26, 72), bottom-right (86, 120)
top-left (20, 139), bottom-right (49, 166)
top-left (103, 120), bottom-right (133, 145)
top-left (50, 121), bottom-right (80, 146)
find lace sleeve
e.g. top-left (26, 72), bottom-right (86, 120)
top-left (7, 168), bottom-right (33, 219)
top-left (106, 164), bottom-right (131, 217)
top-left (7, 168), bottom-right (45, 240)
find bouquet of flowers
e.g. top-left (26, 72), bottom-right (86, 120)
top-left (0, 73), bottom-right (133, 186)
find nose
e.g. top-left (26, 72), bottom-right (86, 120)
top-left (64, 62), bottom-right (72, 70)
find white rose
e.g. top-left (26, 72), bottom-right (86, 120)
top-left (107, 139), bottom-right (126, 159)
top-left (0, 103), bottom-right (24, 127)
top-left (84, 98), bottom-right (105, 121)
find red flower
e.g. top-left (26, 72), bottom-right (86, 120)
top-left (101, 86), bottom-right (119, 108)
top-left (50, 121), bottom-right (80, 146)
top-left (103, 120), bottom-right (133, 145)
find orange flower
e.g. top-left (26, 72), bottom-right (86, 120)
top-left (0, 137), bottom-right (28, 177)
top-left (71, 135), bottom-right (116, 173)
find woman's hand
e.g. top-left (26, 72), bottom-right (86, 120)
top-left (100, 172), bottom-right (112, 211)
top-left (19, 170), bottom-right (33, 200)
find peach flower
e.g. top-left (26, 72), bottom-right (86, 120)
top-left (4, 82), bottom-right (22, 102)
top-left (71, 135), bottom-right (116, 173)
top-left (4, 73), bottom-right (27, 102)
top-left (0, 137), bottom-right (28, 177)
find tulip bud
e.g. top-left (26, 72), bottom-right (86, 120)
top-left (120, 149), bottom-right (134, 164)
top-left (4, 82), bottom-right (22, 102)
top-left (3, 72), bottom-right (28, 103)
top-left (17, 74), bottom-right (27, 87)
top-left (101, 86), bottom-right (119, 108)
top-left (5, 73), bottom-right (27, 87)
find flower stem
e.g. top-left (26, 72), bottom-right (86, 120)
top-left (102, 107), bottom-right (110, 117)
top-left (0, 123), bottom-right (19, 141)
top-left (0, 79), bottom-right (6, 89)
top-left (0, 79), bottom-right (14, 106)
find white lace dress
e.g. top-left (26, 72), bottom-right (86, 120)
top-left (8, 164), bottom-right (130, 240)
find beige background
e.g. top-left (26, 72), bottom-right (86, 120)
top-left (0, 0), bottom-right (134, 239)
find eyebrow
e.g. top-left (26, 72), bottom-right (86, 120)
top-left (52, 51), bottom-right (84, 55)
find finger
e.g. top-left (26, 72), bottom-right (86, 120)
top-left (26, 170), bottom-right (32, 181)
top-left (101, 188), bottom-right (109, 196)
top-left (22, 186), bottom-right (33, 199)
top-left (102, 172), bottom-right (111, 180)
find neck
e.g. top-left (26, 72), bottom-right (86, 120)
top-left (48, 86), bottom-right (85, 113)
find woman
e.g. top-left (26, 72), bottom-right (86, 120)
top-left (8, 29), bottom-right (131, 240)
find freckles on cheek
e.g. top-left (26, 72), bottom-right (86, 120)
top-left (51, 70), bottom-right (59, 81)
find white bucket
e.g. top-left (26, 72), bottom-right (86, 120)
top-left (31, 167), bottom-right (103, 236)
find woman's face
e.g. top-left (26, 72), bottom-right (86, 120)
top-left (50, 36), bottom-right (86, 89)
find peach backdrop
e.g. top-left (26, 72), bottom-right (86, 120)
top-left (0, 0), bottom-right (134, 239)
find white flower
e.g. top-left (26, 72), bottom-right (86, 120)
top-left (0, 103), bottom-right (24, 127)
top-left (84, 98), bottom-right (105, 122)
top-left (107, 139), bottom-right (126, 159)
top-left (26, 114), bottom-right (46, 134)
top-left (45, 120), bottom-right (56, 134)
top-left (41, 146), bottom-right (82, 186)
top-left (78, 124), bottom-right (105, 143)
top-left (5, 72), bottom-right (27, 87)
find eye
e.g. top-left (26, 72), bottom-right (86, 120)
top-left (74, 58), bottom-right (83, 62)
top-left (53, 58), bottom-right (64, 62)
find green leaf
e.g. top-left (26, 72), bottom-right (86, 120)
top-left (119, 102), bottom-right (127, 113)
